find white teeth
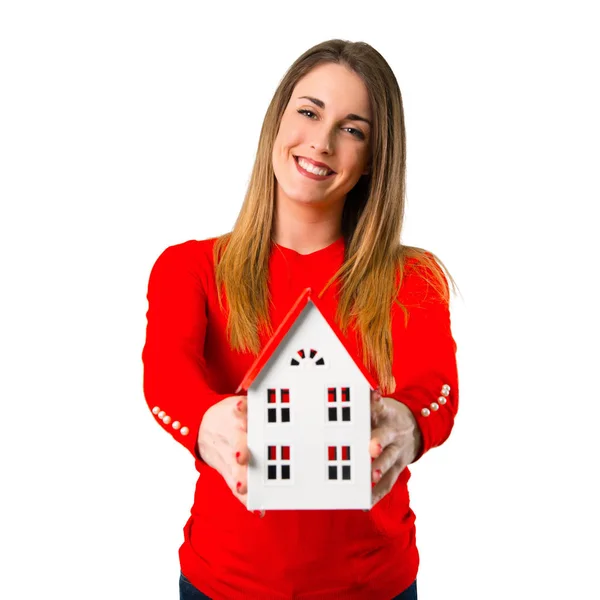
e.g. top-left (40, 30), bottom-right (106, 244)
top-left (297, 157), bottom-right (332, 176)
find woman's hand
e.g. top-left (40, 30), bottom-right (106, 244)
top-left (197, 395), bottom-right (265, 516)
top-left (369, 388), bottom-right (423, 506)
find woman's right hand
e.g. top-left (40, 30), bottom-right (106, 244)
top-left (197, 395), bottom-right (255, 510)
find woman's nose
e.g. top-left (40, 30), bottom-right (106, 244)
top-left (311, 126), bottom-right (334, 154)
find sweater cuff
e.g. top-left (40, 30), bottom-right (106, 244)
top-left (388, 379), bottom-right (456, 461)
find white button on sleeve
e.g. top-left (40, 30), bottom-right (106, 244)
top-left (152, 407), bottom-right (160, 415)
top-left (421, 407), bottom-right (431, 417)
top-left (180, 427), bottom-right (189, 436)
top-left (430, 402), bottom-right (439, 411)
top-left (172, 421), bottom-right (181, 430)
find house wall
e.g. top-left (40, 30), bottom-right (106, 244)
top-left (247, 302), bottom-right (372, 510)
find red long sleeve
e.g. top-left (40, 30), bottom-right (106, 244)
top-left (141, 243), bottom-right (232, 460)
top-left (388, 258), bottom-right (459, 460)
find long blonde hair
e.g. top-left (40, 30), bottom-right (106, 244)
top-left (213, 39), bottom-right (455, 395)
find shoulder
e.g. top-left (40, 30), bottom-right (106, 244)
top-left (154, 236), bottom-right (220, 263)
top-left (149, 236), bottom-right (222, 283)
top-left (396, 250), bottom-right (451, 307)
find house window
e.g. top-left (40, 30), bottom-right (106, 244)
top-left (266, 445), bottom-right (291, 481)
top-left (290, 348), bottom-right (325, 366)
top-left (267, 388), bottom-right (291, 423)
top-left (327, 445), bottom-right (352, 481)
top-left (326, 387), bottom-right (351, 423)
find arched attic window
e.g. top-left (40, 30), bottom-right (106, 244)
top-left (290, 348), bottom-right (325, 366)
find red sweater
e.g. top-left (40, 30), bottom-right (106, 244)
top-left (142, 235), bottom-right (459, 600)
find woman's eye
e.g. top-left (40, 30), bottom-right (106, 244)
top-left (344, 127), bottom-right (365, 140)
top-left (298, 109), bottom-right (365, 140)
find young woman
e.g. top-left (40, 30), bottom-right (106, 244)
top-left (142, 39), bottom-right (459, 600)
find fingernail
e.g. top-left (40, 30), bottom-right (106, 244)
top-left (377, 443), bottom-right (383, 455)
top-left (374, 469), bottom-right (382, 481)
top-left (236, 481), bottom-right (242, 491)
top-left (236, 400), bottom-right (243, 411)
top-left (235, 451), bottom-right (241, 459)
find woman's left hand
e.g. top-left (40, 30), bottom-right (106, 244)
top-left (369, 388), bottom-right (423, 506)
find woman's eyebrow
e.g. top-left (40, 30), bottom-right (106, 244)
top-left (297, 95), bottom-right (372, 127)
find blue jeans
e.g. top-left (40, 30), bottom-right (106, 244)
top-left (179, 572), bottom-right (418, 599)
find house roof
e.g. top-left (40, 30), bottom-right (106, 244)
top-left (236, 287), bottom-right (380, 393)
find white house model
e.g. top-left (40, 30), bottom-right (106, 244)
top-left (236, 287), bottom-right (379, 511)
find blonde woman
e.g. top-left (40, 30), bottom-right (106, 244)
top-left (142, 38), bottom-right (459, 600)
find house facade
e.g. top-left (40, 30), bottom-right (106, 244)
top-left (239, 289), bottom-right (377, 511)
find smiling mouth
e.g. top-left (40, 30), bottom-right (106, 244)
top-left (293, 156), bottom-right (336, 177)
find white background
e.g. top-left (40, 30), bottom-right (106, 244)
top-left (1, 1), bottom-right (598, 598)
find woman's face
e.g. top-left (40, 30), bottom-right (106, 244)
top-left (272, 62), bottom-right (372, 208)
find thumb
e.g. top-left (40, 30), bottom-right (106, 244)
top-left (371, 388), bottom-right (385, 423)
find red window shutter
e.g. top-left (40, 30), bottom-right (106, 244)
top-left (268, 446), bottom-right (276, 460)
top-left (281, 446), bottom-right (290, 460)
top-left (328, 446), bottom-right (337, 461)
top-left (281, 389), bottom-right (290, 403)
top-left (268, 389), bottom-right (276, 404)
top-left (328, 388), bottom-right (336, 403)
top-left (342, 446), bottom-right (350, 460)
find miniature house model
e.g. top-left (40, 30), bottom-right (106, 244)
top-left (236, 287), bottom-right (379, 511)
